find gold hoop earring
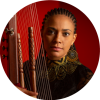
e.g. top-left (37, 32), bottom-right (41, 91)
top-left (67, 45), bottom-right (78, 62)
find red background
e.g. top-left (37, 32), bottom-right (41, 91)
top-left (0, 1), bottom-right (99, 77)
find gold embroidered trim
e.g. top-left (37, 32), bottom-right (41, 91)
top-left (46, 56), bottom-right (81, 82)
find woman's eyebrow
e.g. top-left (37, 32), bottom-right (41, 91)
top-left (48, 27), bottom-right (56, 30)
top-left (62, 29), bottom-right (72, 32)
top-left (48, 27), bottom-right (72, 32)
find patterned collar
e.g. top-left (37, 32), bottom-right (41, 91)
top-left (46, 55), bottom-right (67, 67)
top-left (46, 55), bottom-right (81, 82)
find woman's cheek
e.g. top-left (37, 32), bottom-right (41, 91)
top-left (44, 40), bottom-right (49, 51)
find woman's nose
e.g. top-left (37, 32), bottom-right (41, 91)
top-left (53, 32), bottom-right (62, 43)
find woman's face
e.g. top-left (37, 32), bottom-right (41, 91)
top-left (42, 15), bottom-right (77, 60)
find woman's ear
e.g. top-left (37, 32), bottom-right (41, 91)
top-left (71, 33), bottom-right (77, 45)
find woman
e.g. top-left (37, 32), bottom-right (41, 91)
top-left (17, 8), bottom-right (93, 100)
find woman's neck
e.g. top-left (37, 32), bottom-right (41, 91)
top-left (47, 54), bottom-right (67, 61)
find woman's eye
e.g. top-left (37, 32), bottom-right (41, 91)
top-left (63, 32), bottom-right (70, 36)
top-left (48, 30), bottom-right (55, 35)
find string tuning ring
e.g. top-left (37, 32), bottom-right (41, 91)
top-left (2, 37), bottom-right (8, 42)
top-left (2, 54), bottom-right (8, 59)
top-left (2, 46), bottom-right (8, 51)
top-left (5, 28), bottom-right (14, 36)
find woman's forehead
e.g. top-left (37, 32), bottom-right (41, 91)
top-left (44, 15), bottom-right (75, 30)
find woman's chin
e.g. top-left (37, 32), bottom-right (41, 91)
top-left (48, 52), bottom-right (64, 60)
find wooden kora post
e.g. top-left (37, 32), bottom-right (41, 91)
top-left (28, 27), bottom-right (37, 93)
top-left (17, 33), bottom-right (25, 88)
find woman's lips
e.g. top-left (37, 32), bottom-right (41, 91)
top-left (50, 46), bottom-right (62, 51)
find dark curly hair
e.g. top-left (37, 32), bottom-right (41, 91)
top-left (41, 8), bottom-right (77, 34)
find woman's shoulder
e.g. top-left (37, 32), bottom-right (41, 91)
top-left (76, 62), bottom-right (93, 76)
top-left (73, 61), bottom-right (93, 90)
top-left (67, 60), bottom-right (93, 74)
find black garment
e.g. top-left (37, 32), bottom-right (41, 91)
top-left (46, 56), bottom-right (93, 100)
top-left (49, 64), bottom-right (93, 100)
